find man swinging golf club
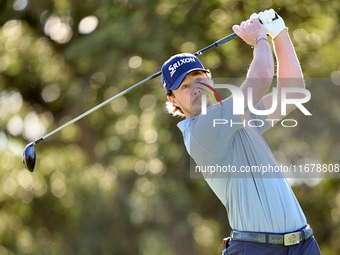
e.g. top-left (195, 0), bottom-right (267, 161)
top-left (161, 9), bottom-right (321, 255)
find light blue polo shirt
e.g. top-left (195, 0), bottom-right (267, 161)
top-left (177, 97), bottom-right (307, 233)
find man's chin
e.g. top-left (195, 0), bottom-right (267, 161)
top-left (189, 100), bottom-right (215, 117)
top-left (189, 107), bottom-right (202, 117)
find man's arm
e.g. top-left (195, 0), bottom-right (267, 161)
top-left (232, 20), bottom-right (274, 121)
top-left (262, 13), bottom-right (305, 124)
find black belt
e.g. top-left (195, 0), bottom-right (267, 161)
top-left (231, 225), bottom-right (313, 246)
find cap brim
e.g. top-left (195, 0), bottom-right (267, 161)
top-left (168, 68), bottom-right (210, 91)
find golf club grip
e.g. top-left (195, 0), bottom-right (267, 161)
top-left (215, 33), bottom-right (238, 47)
top-left (195, 13), bottom-right (279, 55)
top-left (194, 33), bottom-right (237, 56)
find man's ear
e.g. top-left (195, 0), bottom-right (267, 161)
top-left (167, 95), bottom-right (180, 108)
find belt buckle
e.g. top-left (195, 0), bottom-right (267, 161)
top-left (284, 232), bottom-right (300, 246)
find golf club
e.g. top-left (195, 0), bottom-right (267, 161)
top-left (22, 14), bottom-right (279, 172)
top-left (22, 32), bottom-right (239, 172)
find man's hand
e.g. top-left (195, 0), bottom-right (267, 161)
top-left (232, 20), bottom-right (267, 47)
top-left (250, 9), bottom-right (287, 39)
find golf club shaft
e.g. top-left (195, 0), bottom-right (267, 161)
top-left (33, 32), bottom-right (239, 145)
top-left (34, 72), bottom-right (161, 144)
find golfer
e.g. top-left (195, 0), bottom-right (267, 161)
top-left (161, 9), bottom-right (321, 255)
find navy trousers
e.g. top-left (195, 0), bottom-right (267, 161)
top-left (222, 236), bottom-right (321, 255)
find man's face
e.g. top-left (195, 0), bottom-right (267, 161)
top-left (168, 70), bottom-right (215, 118)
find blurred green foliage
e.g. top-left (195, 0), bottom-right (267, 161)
top-left (0, 0), bottom-right (340, 254)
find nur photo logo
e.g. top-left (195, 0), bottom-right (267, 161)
top-left (196, 79), bottom-right (312, 127)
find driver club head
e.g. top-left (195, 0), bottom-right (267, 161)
top-left (22, 142), bottom-right (36, 172)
